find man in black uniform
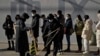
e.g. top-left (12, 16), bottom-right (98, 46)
top-left (44, 14), bottom-right (61, 56)
top-left (31, 10), bottom-right (40, 50)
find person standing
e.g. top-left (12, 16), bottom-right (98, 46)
top-left (44, 14), bottom-right (60, 56)
top-left (74, 15), bottom-right (84, 52)
top-left (15, 13), bottom-right (30, 56)
top-left (64, 14), bottom-right (73, 52)
top-left (95, 10), bottom-right (100, 55)
top-left (81, 15), bottom-right (93, 54)
top-left (31, 10), bottom-right (40, 50)
top-left (56, 10), bottom-right (65, 52)
top-left (41, 14), bottom-right (48, 48)
top-left (3, 15), bottom-right (14, 50)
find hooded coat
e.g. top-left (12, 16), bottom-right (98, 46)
top-left (81, 19), bottom-right (93, 40)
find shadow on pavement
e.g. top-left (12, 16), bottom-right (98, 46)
top-left (0, 48), bottom-right (9, 52)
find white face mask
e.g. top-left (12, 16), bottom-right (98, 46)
top-left (32, 13), bottom-right (35, 16)
top-left (65, 16), bottom-right (68, 20)
top-left (49, 19), bottom-right (53, 22)
top-left (57, 14), bottom-right (59, 17)
top-left (97, 14), bottom-right (100, 20)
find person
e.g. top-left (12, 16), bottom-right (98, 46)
top-left (41, 14), bottom-right (48, 48)
top-left (64, 14), bottom-right (73, 52)
top-left (31, 10), bottom-right (40, 50)
top-left (74, 15), bottom-right (84, 52)
top-left (44, 14), bottom-right (61, 56)
top-left (95, 10), bottom-right (100, 55)
top-left (81, 15), bottom-right (93, 54)
top-left (3, 15), bottom-right (14, 50)
top-left (56, 10), bottom-right (65, 52)
top-left (15, 13), bottom-right (30, 56)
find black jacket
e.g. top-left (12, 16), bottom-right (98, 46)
top-left (43, 19), bottom-right (61, 40)
top-left (31, 14), bottom-right (40, 38)
top-left (42, 19), bottom-right (48, 33)
top-left (65, 18), bottom-right (73, 35)
top-left (3, 20), bottom-right (14, 35)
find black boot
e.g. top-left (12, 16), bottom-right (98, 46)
top-left (94, 49), bottom-right (99, 55)
top-left (45, 53), bottom-right (48, 56)
top-left (7, 41), bottom-right (11, 50)
top-left (64, 45), bottom-right (70, 52)
top-left (11, 41), bottom-right (15, 50)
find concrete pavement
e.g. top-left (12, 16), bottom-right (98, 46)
top-left (0, 42), bottom-right (99, 56)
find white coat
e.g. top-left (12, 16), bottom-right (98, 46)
top-left (96, 20), bottom-right (100, 47)
top-left (81, 19), bottom-right (93, 40)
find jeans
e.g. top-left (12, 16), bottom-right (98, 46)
top-left (66, 34), bottom-right (70, 50)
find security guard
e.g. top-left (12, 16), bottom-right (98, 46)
top-left (44, 14), bottom-right (61, 56)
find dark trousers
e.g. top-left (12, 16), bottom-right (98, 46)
top-left (6, 34), bottom-right (14, 49)
top-left (19, 52), bottom-right (25, 56)
top-left (76, 35), bottom-right (82, 51)
top-left (45, 39), bottom-right (59, 56)
top-left (66, 34), bottom-right (70, 50)
top-left (58, 39), bottom-right (63, 50)
top-left (43, 37), bottom-right (47, 47)
top-left (58, 27), bottom-right (64, 50)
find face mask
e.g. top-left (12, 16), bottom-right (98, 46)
top-left (97, 14), bottom-right (100, 20)
top-left (49, 19), bottom-right (53, 22)
top-left (65, 16), bottom-right (68, 20)
top-left (57, 14), bottom-right (59, 17)
top-left (32, 13), bottom-right (35, 16)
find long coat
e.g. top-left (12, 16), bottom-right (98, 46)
top-left (96, 21), bottom-right (100, 47)
top-left (81, 19), bottom-right (93, 40)
top-left (15, 19), bottom-right (29, 52)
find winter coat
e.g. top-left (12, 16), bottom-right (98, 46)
top-left (74, 18), bottom-right (84, 35)
top-left (3, 20), bottom-right (14, 35)
top-left (57, 14), bottom-right (65, 27)
top-left (31, 14), bottom-right (40, 38)
top-left (81, 19), bottom-right (93, 40)
top-left (43, 19), bottom-right (61, 41)
top-left (96, 21), bottom-right (100, 47)
top-left (57, 14), bottom-right (65, 40)
top-left (42, 19), bottom-right (48, 33)
top-left (65, 18), bottom-right (73, 35)
top-left (15, 19), bottom-right (29, 52)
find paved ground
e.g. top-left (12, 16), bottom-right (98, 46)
top-left (0, 42), bottom-right (99, 56)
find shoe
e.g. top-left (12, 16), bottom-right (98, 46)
top-left (45, 53), bottom-right (48, 56)
top-left (94, 51), bottom-right (99, 55)
top-left (7, 47), bottom-right (12, 50)
top-left (57, 52), bottom-right (63, 55)
top-left (43, 48), bottom-right (46, 51)
top-left (11, 47), bottom-right (15, 50)
top-left (83, 52), bottom-right (89, 54)
top-left (63, 49), bottom-right (70, 52)
top-left (94, 53), bottom-right (99, 55)
top-left (58, 50), bottom-right (63, 55)
top-left (76, 50), bottom-right (82, 53)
